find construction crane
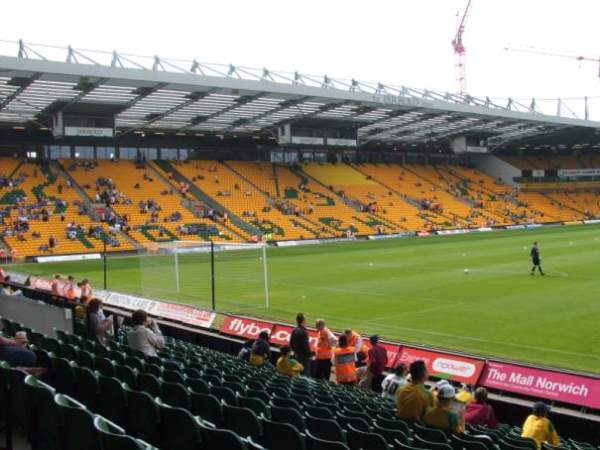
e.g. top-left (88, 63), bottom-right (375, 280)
top-left (504, 45), bottom-right (600, 78)
top-left (452, 0), bottom-right (472, 95)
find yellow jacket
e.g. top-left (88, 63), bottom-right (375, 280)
top-left (276, 356), bottom-right (303, 377)
top-left (522, 415), bottom-right (560, 448)
top-left (395, 383), bottom-right (433, 421)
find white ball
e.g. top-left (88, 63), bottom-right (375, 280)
top-left (369, 262), bottom-right (374, 266)
top-left (464, 268), bottom-right (469, 274)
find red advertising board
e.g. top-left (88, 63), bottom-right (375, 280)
top-left (270, 324), bottom-right (320, 347)
top-left (396, 346), bottom-right (484, 384)
top-left (220, 316), bottom-right (274, 339)
top-left (481, 361), bottom-right (600, 409)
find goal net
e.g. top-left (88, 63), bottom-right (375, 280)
top-left (136, 240), bottom-right (269, 312)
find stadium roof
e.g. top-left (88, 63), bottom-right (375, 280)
top-left (1, 39), bottom-right (600, 149)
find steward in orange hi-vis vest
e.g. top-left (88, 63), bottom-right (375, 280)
top-left (314, 319), bottom-right (337, 380)
top-left (334, 335), bottom-right (357, 385)
top-left (344, 329), bottom-right (368, 362)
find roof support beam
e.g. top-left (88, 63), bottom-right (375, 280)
top-left (0, 73), bottom-right (42, 112)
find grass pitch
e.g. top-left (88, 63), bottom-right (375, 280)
top-left (12, 225), bottom-right (600, 374)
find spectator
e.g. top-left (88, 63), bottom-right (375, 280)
top-left (1, 276), bottom-right (23, 296)
top-left (65, 275), bottom-right (77, 301)
top-left (465, 387), bottom-right (497, 428)
top-left (314, 319), bottom-right (336, 380)
top-left (432, 379), bottom-right (451, 405)
top-left (290, 313), bottom-right (312, 376)
top-left (381, 363), bottom-right (409, 401)
top-left (80, 279), bottom-right (93, 303)
top-left (249, 331), bottom-right (272, 367)
top-left (276, 345), bottom-right (304, 377)
top-left (50, 274), bottom-right (62, 300)
top-left (127, 309), bottom-right (165, 357)
top-left (0, 334), bottom-right (36, 367)
top-left (424, 383), bottom-right (464, 434)
top-left (521, 402), bottom-right (560, 448)
top-left (85, 298), bottom-right (114, 346)
top-left (456, 384), bottom-right (475, 404)
top-left (396, 360), bottom-right (433, 421)
top-left (333, 334), bottom-right (357, 386)
top-left (366, 334), bottom-right (388, 392)
top-left (344, 328), bottom-right (367, 361)
top-left (237, 339), bottom-right (253, 362)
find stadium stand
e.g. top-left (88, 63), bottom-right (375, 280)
top-left (1, 161), bottom-right (133, 258)
top-left (62, 159), bottom-right (238, 246)
top-left (2, 311), bottom-right (597, 450)
top-left (0, 157), bottom-right (599, 257)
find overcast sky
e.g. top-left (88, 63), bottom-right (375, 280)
top-left (2, 0), bottom-right (599, 117)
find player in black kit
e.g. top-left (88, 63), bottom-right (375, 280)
top-left (530, 241), bottom-right (544, 276)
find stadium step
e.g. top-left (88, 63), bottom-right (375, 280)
top-left (295, 166), bottom-right (364, 212)
top-left (271, 163), bottom-right (281, 198)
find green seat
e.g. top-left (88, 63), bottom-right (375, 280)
top-left (413, 435), bottom-right (453, 450)
top-left (372, 423), bottom-right (409, 446)
top-left (223, 404), bottom-right (263, 440)
top-left (414, 423), bottom-right (448, 443)
top-left (123, 386), bottom-right (161, 446)
top-left (156, 398), bottom-right (203, 450)
top-left (246, 388), bottom-right (271, 403)
top-left (54, 394), bottom-right (101, 450)
top-left (95, 356), bottom-right (116, 377)
top-left (161, 381), bottom-right (190, 409)
top-left (115, 364), bottom-right (138, 388)
top-left (98, 376), bottom-right (127, 425)
top-left (94, 416), bottom-right (157, 450)
top-left (78, 349), bottom-right (96, 369)
top-left (451, 434), bottom-right (493, 450)
top-left (125, 356), bottom-right (144, 372)
top-left (306, 415), bottom-right (346, 443)
top-left (137, 372), bottom-right (162, 397)
top-left (200, 423), bottom-right (250, 450)
top-left (336, 413), bottom-right (370, 432)
top-left (108, 350), bottom-right (127, 366)
top-left (143, 363), bottom-right (162, 378)
top-left (51, 356), bottom-right (78, 396)
top-left (24, 375), bottom-right (61, 450)
top-left (376, 417), bottom-right (412, 436)
top-left (346, 424), bottom-right (389, 450)
top-left (239, 395), bottom-right (270, 419)
top-left (271, 395), bottom-right (301, 409)
top-left (270, 405), bottom-right (306, 432)
top-left (305, 430), bottom-right (350, 450)
top-left (210, 385), bottom-right (238, 405)
top-left (187, 377), bottom-right (210, 394)
top-left (73, 366), bottom-right (99, 411)
top-left (263, 417), bottom-right (306, 450)
top-left (190, 391), bottom-right (223, 426)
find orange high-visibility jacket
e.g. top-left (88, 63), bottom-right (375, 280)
top-left (334, 347), bottom-right (357, 383)
top-left (315, 327), bottom-right (334, 360)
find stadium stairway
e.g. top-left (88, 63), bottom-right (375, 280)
top-left (153, 159), bottom-right (261, 240)
top-left (298, 163), bottom-right (408, 234)
top-left (160, 160), bottom-right (328, 241)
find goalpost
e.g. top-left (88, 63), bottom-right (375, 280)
top-left (142, 240), bottom-right (270, 310)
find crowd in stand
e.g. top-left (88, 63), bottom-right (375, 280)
top-left (232, 312), bottom-right (563, 448)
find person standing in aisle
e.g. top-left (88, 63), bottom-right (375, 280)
top-left (314, 319), bottom-right (336, 380)
top-left (290, 312), bottom-right (312, 376)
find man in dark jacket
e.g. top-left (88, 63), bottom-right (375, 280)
top-left (290, 312), bottom-right (312, 376)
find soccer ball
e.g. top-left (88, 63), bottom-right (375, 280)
top-left (464, 268), bottom-right (469, 274)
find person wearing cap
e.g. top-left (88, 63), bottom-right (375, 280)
top-left (366, 335), bottom-right (388, 392)
top-left (521, 402), bottom-right (560, 448)
top-left (424, 384), bottom-right (464, 434)
top-left (396, 360), bottom-right (433, 421)
top-left (432, 379), bottom-right (451, 406)
top-left (465, 387), bottom-right (497, 428)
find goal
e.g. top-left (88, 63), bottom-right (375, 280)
top-left (138, 240), bottom-right (270, 311)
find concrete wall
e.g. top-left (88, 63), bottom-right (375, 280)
top-left (0, 294), bottom-right (73, 337)
top-left (469, 154), bottom-right (521, 187)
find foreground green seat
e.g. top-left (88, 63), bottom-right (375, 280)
top-left (24, 375), bottom-right (61, 450)
top-left (94, 416), bottom-right (158, 450)
top-left (123, 385), bottom-right (161, 446)
top-left (54, 394), bottom-right (101, 450)
top-left (156, 398), bottom-right (203, 450)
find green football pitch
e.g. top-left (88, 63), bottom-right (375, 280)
top-left (11, 224), bottom-right (600, 374)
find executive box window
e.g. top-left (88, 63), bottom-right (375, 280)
top-left (74, 146), bottom-right (94, 159)
top-left (96, 147), bottom-right (115, 160)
